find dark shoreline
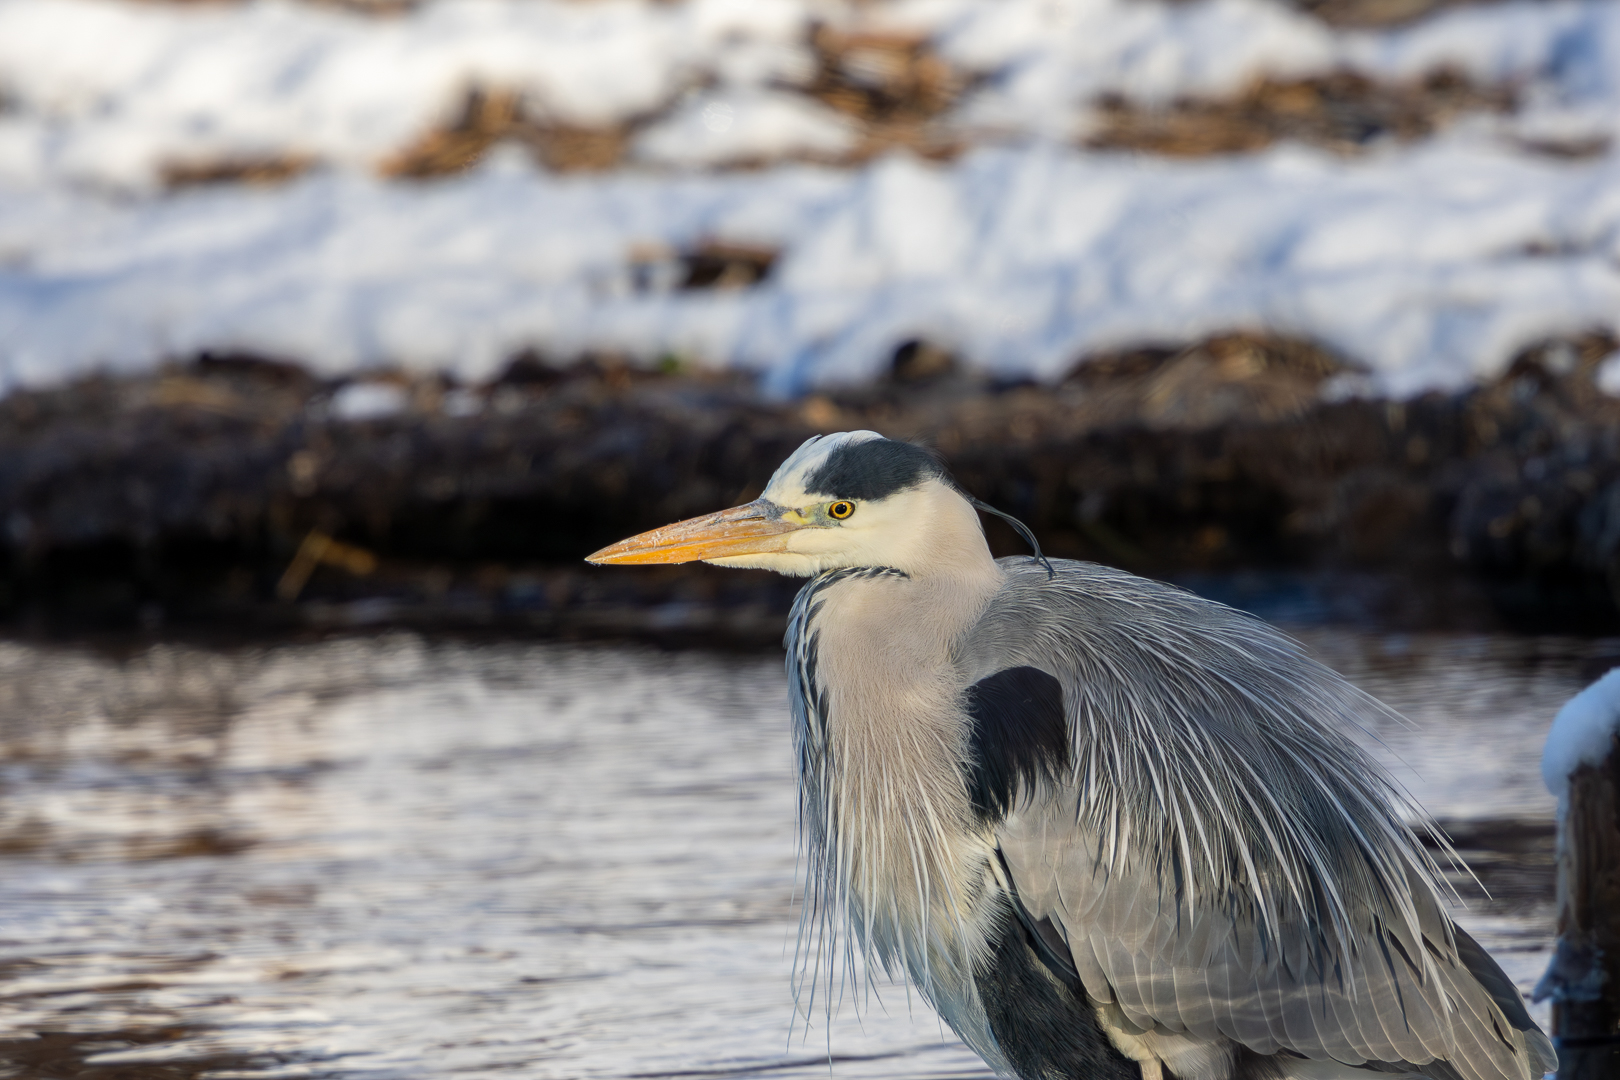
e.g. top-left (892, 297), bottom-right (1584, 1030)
top-left (5, 331), bottom-right (1620, 645)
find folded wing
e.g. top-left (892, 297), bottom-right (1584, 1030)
top-left (960, 559), bottom-right (1556, 1080)
top-left (998, 806), bottom-right (1554, 1080)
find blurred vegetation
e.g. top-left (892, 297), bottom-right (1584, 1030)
top-left (2, 330), bottom-right (1618, 641)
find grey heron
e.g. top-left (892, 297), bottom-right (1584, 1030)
top-left (587, 430), bottom-right (1556, 1080)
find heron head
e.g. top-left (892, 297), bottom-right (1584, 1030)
top-left (585, 431), bottom-right (992, 577)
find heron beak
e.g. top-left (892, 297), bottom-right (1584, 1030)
top-left (585, 499), bottom-right (803, 565)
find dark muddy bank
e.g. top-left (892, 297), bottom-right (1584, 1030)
top-left (4, 331), bottom-right (1619, 644)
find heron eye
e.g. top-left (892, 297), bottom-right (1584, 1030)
top-left (827, 501), bottom-right (855, 520)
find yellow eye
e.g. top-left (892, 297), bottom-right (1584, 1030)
top-left (828, 501), bottom-right (855, 520)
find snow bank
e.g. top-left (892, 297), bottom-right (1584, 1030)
top-left (1345, 0), bottom-right (1620, 149)
top-left (3, 0), bottom-right (1620, 395)
top-left (4, 0), bottom-right (1620, 190)
top-left (1542, 668), bottom-right (1620, 814)
top-left (933, 0), bottom-right (1620, 146)
top-left (2, 141), bottom-right (1617, 396)
top-left (0, 0), bottom-right (818, 189)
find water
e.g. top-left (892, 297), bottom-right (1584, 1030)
top-left (0, 629), bottom-right (1599, 1079)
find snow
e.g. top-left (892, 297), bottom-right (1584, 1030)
top-left (2, 140), bottom-right (1617, 396)
top-left (330, 381), bottom-right (410, 421)
top-left (2, 0), bottom-right (1620, 393)
top-left (632, 89), bottom-right (859, 167)
top-left (1542, 668), bottom-right (1620, 814)
top-left (935, 0), bottom-right (1337, 138)
top-left (4, 0), bottom-right (1620, 190)
top-left (0, 0), bottom-right (819, 190)
top-left (1598, 355), bottom-right (1620, 396)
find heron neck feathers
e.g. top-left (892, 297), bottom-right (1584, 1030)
top-left (795, 555), bottom-right (1006, 993)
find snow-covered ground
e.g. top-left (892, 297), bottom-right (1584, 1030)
top-left (4, 141), bottom-right (1618, 396)
top-left (1, 0), bottom-right (1618, 395)
top-left (5, 0), bottom-right (1620, 187)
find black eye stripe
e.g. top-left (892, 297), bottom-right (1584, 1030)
top-left (804, 437), bottom-right (946, 500)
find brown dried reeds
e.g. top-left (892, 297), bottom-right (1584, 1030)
top-left (1296, 0), bottom-right (1472, 28)
top-left (162, 154), bottom-right (315, 188)
top-left (381, 87), bottom-right (628, 178)
top-left (1087, 70), bottom-right (1513, 156)
top-left (807, 27), bottom-right (967, 161)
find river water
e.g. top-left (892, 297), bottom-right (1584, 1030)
top-left (0, 627), bottom-right (1601, 1079)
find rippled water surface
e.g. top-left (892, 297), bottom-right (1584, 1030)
top-left (0, 629), bottom-right (1599, 1079)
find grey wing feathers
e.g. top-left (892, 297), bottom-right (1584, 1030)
top-left (1006, 824), bottom-right (1551, 1080)
top-left (966, 560), bottom-right (1555, 1080)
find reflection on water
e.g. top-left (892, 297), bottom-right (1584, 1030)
top-left (0, 629), bottom-right (1601, 1078)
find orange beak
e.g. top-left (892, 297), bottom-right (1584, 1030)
top-left (585, 499), bottom-right (803, 565)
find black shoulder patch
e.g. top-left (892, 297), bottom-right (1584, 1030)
top-left (804, 438), bottom-right (947, 501)
top-left (963, 666), bottom-right (1070, 823)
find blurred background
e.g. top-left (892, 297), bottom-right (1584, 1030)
top-left (1, 0), bottom-right (1617, 1074)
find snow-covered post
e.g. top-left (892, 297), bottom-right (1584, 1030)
top-left (1536, 669), bottom-right (1620, 1080)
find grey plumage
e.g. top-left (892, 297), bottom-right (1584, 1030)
top-left (586, 430), bottom-right (1557, 1080)
top-left (790, 557), bottom-right (1552, 1080)
top-left (970, 562), bottom-right (1549, 1080)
